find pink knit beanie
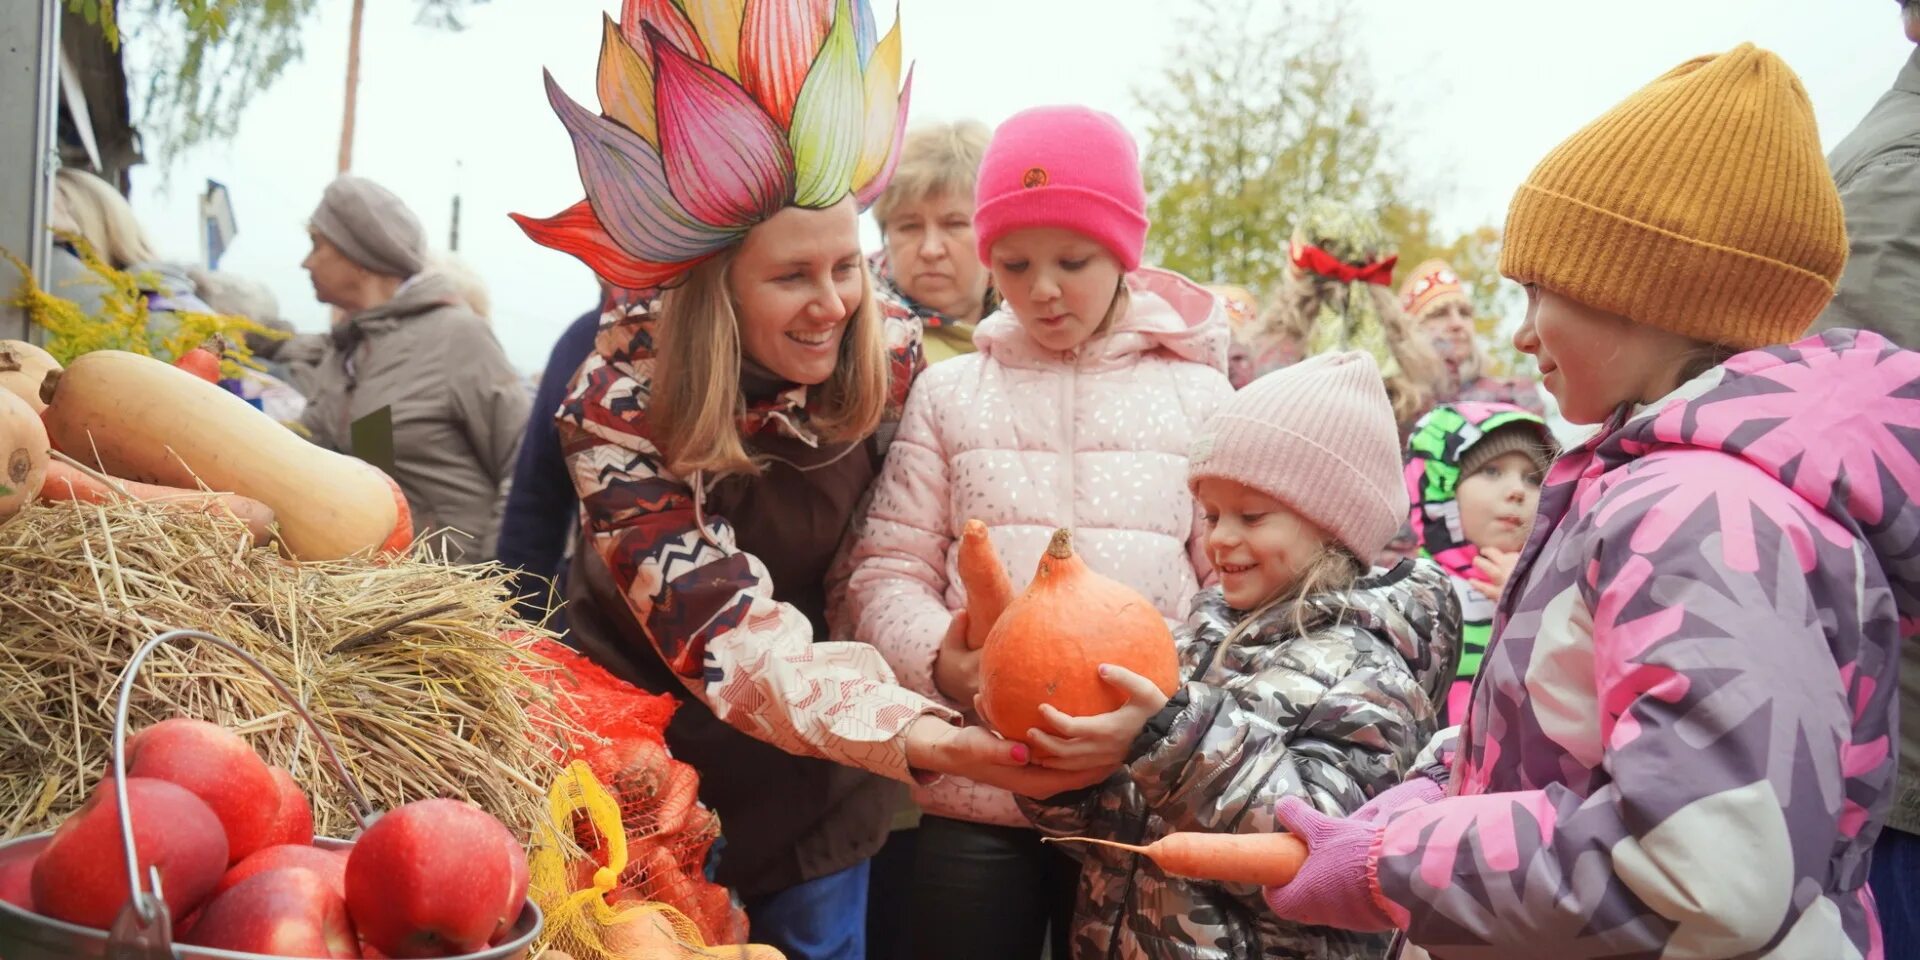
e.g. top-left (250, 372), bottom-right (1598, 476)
top-left (973, 106), bottom-right (1150, 271)
top-left (1188, 351), bottom-right (1409, 561)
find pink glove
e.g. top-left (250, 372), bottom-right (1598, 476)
top-left (1262, 797), bottom-right (1395, 933)
top-left (1351, 776), bottom-right (1443, 825)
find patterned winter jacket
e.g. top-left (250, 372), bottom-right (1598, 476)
top-left (1024, 562), bottom-right (1461, 959)
top-left (1371, 330), bottom-right (1918, 959)
top-left (554, 292), bottom-right (957, 784)
top-left (846, 266), bottom-right (1235, 828)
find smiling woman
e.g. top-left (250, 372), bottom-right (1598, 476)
top-left (509, 2), bottom-right (1098, 957)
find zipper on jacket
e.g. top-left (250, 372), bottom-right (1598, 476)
top-left (1060, 347), bottom-right (1078, 533)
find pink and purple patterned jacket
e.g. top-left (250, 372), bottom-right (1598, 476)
top-left (1369, 329), bottom-right (1918, 959)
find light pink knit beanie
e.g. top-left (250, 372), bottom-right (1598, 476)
top-left (1188, 351), bottom-right (1409, 561)
top-left (973, 105), bottom-right (1150, 271)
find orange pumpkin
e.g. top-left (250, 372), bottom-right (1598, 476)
top-left (977, 529), bottom-right (1180, 744)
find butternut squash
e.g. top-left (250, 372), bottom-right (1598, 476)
top-left (0, 388), bottom-right (48, 518)
top-left (0, 339), bottom-right (59, 414)
top-left (39, 350), bottom-right (398, 560)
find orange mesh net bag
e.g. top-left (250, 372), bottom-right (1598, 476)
top-left (523, 639), bottom-right (782, 959)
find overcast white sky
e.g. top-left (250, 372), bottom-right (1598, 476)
top-left (124, 0), bottom-right (1915, 374)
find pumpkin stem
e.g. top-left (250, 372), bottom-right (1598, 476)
top-left (1047, 528), bottom-right (1074, 560)
top-left (38, 367), bottom-right (59, 407)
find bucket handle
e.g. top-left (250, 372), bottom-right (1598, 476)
top-left (104, 628), bottom-right (378, 957)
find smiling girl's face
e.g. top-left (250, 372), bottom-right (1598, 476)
top-left (987, 227), bottom-right (1124, 353)
top-left (1195, 478), bottom-right (1330, 611)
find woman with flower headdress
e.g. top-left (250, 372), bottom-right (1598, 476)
top-left (511, 2), bottom-right (1096, 954)
top-left (1248, 200), bottom-right (1443, 436)
top-left (1398, 258), bottom-right (1544, 413)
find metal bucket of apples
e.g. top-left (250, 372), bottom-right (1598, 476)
top-left (0, 628), bottom-right (544, 959)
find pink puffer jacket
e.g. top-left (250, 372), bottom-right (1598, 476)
top-left (845, 267), bottom-right (1234, 826)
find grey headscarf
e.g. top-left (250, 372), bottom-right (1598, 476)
top-left (309, 175), bottom-right (426, 278)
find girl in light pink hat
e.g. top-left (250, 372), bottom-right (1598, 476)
top-left (1008, 351), bottom-right (1461, 958)
top-left (842, 104), bottom-right (1237, 958)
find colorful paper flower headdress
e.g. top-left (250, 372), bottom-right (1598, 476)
top-left (512, 0), bottom-right (913, 292)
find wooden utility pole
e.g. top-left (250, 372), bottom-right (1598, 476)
top-left (337, 0), bottom-right (365, 173)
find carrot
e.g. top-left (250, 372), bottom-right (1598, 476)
top-left (957, 519), bottom-right (1014, 650)
top-left (1045, 831), bottom-right (1308, 886)
top-left (174, 347), bottom-right (222, 383)
top-left (638, 842), bottom-right (700, 910)
top-left (650, 763), bottom-right (699, 838)
top-left (41, 457), bottom-right (277, 545)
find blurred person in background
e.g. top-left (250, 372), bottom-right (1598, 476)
top-left (1814, 3), bottom-right (1920, 952)
top-left (495, 279), bottom-right (632, 635)
top-left (1250, 200), bottom-right (1443, 438)
top-left (49, 168), bottom-right (214, 335)
top-left (1398, 258), bottom-right (1543, 413)
top-left (188, 267), bottom-right (308, 422)
top-left (298, 174), bottom-right (529, 562)
top-left (870, 121), bottom-right (997, 364)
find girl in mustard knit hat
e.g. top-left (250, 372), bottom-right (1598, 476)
top-left (1263, 44), bottom-right (1920, 959)
top-left (1014, 351), bottom-right (1460, 959)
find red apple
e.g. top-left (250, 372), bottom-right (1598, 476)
top-left (0, 845), bottom-right (36, 911)
top-left (491, 826), bottom-right (531, 944)
top-left (261, 767), bottom-right (316, 848)
top-left (345, 799), bottom-right (525, 958)
top-left (31, 777), bottom-right (228, 929)
top-left (216, 844), bottom-right (348, 900)
top-left (183, 867), bottom-right (358, 958)
top-left (127, 718), bottom-right (279, 864)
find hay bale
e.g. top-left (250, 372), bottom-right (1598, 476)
top-left (0, 498), bottom-right (566, 840)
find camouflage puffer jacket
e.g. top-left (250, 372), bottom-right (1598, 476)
top-left (1022, 559), bottom-right (1460, 959)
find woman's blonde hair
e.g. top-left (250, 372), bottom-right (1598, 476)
top-left (1226, 545), bottom-right (1367, 644)
top-left (53, 168), bottom-right (158, 268)
top-left (649, 251), bottom-right (891, 479)
top-left (870, 121), bottom-right (992, 230)
top-left (1267, 272), bottom-right (1443, 428)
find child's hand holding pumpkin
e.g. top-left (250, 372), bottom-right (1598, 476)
top-left (1019, 664), bottom-right (1171, 771)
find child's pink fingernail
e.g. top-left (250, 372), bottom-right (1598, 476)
top-left (1011, 743), bottom-right (1030, 763)
top-left (1097, 664), bottom-right (1111, 678)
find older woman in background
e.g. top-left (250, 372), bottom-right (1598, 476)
top-left (870, 121), bottom-right (996, 364)
top-left (298, 174), bottom-right (529, 562)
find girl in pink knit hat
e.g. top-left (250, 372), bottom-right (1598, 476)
top-left (1009, 350), bottom-right (1461, 958)
top-left (842, 104), bottom-right (1239, 958)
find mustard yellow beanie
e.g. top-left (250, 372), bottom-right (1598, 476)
top-left (1499, 44), bottom-right (1848, 349)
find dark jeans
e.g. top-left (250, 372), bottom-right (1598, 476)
top-left (907, 815), bottom-right (1079, 960)
top-left (867, 826), bottom-right (918, 960)
top-left (741, 860), bottom-right (869, 960)
top-left (1873, 826), bottom-right (1920, 958)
